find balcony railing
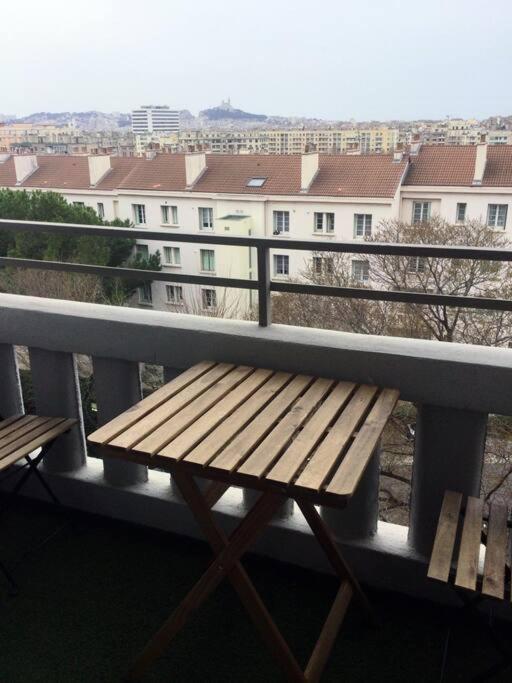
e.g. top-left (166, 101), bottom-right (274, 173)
top-left (2, 218), bottom-right (512, 326)
top-left (1, 218), bottom-right (512, 602)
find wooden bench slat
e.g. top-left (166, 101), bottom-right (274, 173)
top-left (266, 382), bottom-right (356, 486)
top-left (210, 375), bottom-right (313, 474)
top-left (0, 417), bottom-right (61, 459)
top-left (0, 415), bottom-right (26, 434)
top-left (482, 503), bottom-right (509, 600)
top-left (109, 363), bottom-right (234, 450)
top-left (183, 372), bottom-right (292, 466)
top-left (295, 385), bottom-right (378, 492)
top-left (135, 366), bottom-right (253, 455)
top-left (0, 415), bottom-right (42, 444)
top-left (237, 378), bottom-right (334, 479)
top-left (326, 389), bottom-right (400, 497)
top-left (455, 496), bottom-right (484, 592)
top-left (88, 360), bottom-right (216, 445)
top-left (0, 418), bottom-right (76, 471)
top-left (427, 491), bottom-right (463, 583)
top-left (157, 369), bottom-right (274, 461)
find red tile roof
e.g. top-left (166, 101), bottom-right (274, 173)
top-left (310, 154), bottom-right (407, 197)
top-left (1, 146), bottom-right (512, 197)
top-left (404, 145), bottom-right (512, 186)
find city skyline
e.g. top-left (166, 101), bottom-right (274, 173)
top-left (3, 0), bottom-right (511, 121)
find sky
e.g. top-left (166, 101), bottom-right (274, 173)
top-left (2, 0), bottom-right (511, 121)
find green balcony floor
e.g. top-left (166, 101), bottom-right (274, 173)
top-left (0, 499), bottom-right (510, 682)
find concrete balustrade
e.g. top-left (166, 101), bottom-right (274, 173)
top-left (1, 294), bottom-right (512, 601)
top-left (92, 357), bottom-right (147, 486)
top-left (409, 405), bottom-right (487, 556)
top-left (0, 343), bottom-right (24, 417)
top-left (28, 347), bottom-right (86, 473)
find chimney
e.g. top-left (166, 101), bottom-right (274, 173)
top-left (14, 155), bottom-right (38, 185)
top-left (88, 155), bottom-right (111, 187)
top-left (393, 150), bottom-right (403, 162)
top-left (473, 140), bottom-right (487, 186)
top-left (185, 152), bottom-right (207, 188)
top-left (300, 152), bottom-right (319, 192)
top-left (410, 141), bottom-right (422, 156)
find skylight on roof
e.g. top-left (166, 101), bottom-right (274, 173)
top-left (246, 177), bottom-right (267, 187)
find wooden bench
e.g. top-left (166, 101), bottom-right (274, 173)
top-left (0, 414), bottom-right (76, 591)
top-left (428, 490), bottom-right (512, 680)
top-left (89, 361), bottom-right (399, 682)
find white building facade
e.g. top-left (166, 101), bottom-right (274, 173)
top-left (1, 144), bottom-right (511, 317)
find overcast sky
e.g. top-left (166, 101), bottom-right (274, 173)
top-left (3, 0), bottom-right (511, 121)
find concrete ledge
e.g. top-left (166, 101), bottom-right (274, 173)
top-left (3, 456), bottom-right (462, 606)
top-left (2, 294), bottom-right (512, 413)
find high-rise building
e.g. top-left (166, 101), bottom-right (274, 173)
top-left (131, 106), bottom-right (180, 135)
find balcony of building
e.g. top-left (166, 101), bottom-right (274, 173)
top-left (1, 219), bottom-right (512, 681)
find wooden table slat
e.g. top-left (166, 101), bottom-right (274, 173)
top-left (134, 366), bottom-right (253, 455)
top-left (455, 496), bottom-right (484, 591)
top-left (109, 363), bottom-right (234, 450)
top-left (157, 369), bottom-right (274, 461)
top-left (237, 378), bottom-right (334, 479)
top-left (266, 382), bottom-right (356, 486)
top-left (326, 388), bottom-right (400, 496)
top-left (88, 360), bottom-right (217, 445)
top-left (427, 490), bottom-right (463, 583)
top-left (295, 385), bottom-right (378, 492)
top-left (210, 375), bottom-right (313, 474)
top-left (183, 372), bottom-right (293, 466)
top-left (482, 502), bottom-right (508, 599)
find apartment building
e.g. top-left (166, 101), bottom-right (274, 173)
top-left (131, 106), bottom-right (180, 135)
top-left (1, 145), bottom-right (511, 316)
top-left (175, 128), bottom-right (399, 155)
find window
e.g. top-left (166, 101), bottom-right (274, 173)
top-left (200, 249), bottom-right (215, 272)
top-left (202, 288), bottom-right (217, 309)
top-left (273, 254), bottom-right (289, 276)
top-left (354, 214), bottom-right (372, 238)
top-left (456, 203), bottom-right (467, 223)
top-left (166, 285), bottom-right (183, 304)
top-left (246, 177), bottom-right (267, 187)
top-left (138, 282), bottom-right (152, 305)
top-left (163, 246), bottom-right (181, 266)
top-left (73, 201), bottom-right (85, 207)
top-left (133, 204), bottom-right (146, 225)
top-left (314, 212), bottom-right (335, 233)
top-left (407, 256), bottom-right (426, 273)
top-left (273, 211), bottom-right (290, 234)
top-left (135, 244), bottom-right (149, 258)
top-left (312, 256), bottom-right (334, 275)
top-left (161, 205), bottom-right (178, 225)
top-left (199, 207), bottom-right (214, 230)
top-left (412, 201), bottom-right (431, 224)
top-left (487, 204), bottom-right (508, 229)
top-left (97, 202), bottom-right (105, 219)
top-left (351, 260), bottom-right (369, 283)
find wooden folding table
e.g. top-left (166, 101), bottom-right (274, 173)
top-left (88, 361), bottom-right (399, 682)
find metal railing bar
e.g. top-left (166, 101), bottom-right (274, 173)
top-left (271, 281), bottom-right (512, 312)
top-left (1, 219), bottom-right (512, 261)
top-left (0, 257), bottom-right (257, 290)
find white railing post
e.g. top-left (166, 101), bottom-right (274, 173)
top-left (319, 445), bottom-right (380, 540)
top-left (408, 404), bottom-right (487, 556)
top-left (0, 343), bottom-right (24, 417)
top-left (92, 357), bottom-right (148, 486)
top-left (28, 347), bottom-right (86, 473)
